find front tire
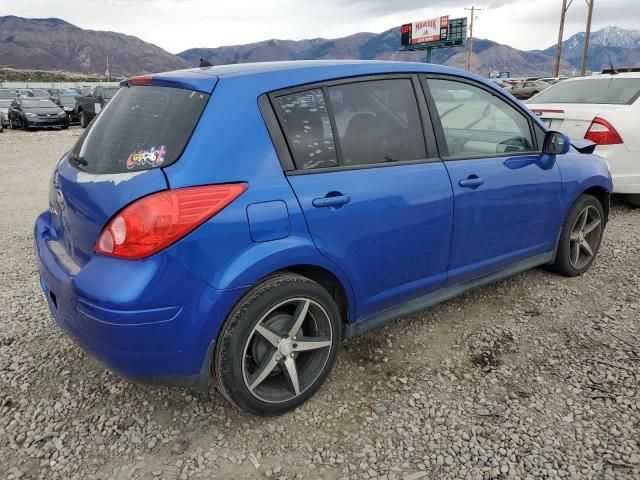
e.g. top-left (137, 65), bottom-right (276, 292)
top-left (548, 194), bottom-right (605, 277)
top-left (214, 273), bottom-right (341, 416)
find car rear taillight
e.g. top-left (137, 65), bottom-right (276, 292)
top-left (95, 183), bottom-right (247, 259)
top-left (584, 117), bottom-right (623, 145)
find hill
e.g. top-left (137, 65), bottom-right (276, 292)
top-left (0, 16), bottom-right (190, 76)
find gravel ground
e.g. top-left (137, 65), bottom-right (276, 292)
top-left (1, 126), bottom-right (639, 480)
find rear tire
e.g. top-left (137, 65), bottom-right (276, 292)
top-left (547, 194), bottom-right (605, 277)
top-left (214, 273), bottom-right (341, 416)
top-left (626, 194), bottom-right (640, 208)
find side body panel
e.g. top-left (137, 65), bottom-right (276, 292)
top-left (443, 155), bottom-right (562, 285)
top-left (287, 163), bottom-right (453, 319)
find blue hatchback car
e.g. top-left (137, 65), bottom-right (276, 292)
top-left (35, 61), bottom-right (612, 415)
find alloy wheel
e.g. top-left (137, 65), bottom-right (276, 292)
top-left (242, 297), bottom-right (333, 404)
top-left (569, 205), bottom-right (602, 270)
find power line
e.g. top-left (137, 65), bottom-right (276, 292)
top-left (464, 6), bottom-right (483, 72)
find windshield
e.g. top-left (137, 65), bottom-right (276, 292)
top-left (23, 99), bottom-right (57, 108)
top-left (30, 89), bottom-right (50, 97)
top-left (59, 96), bottom-right (76, 106)
top-left (531, 78), bottom-right (640, 105)
top-left (70, 85), bottom-right (209, 174)
top-left (102, 87), bottom-right (119, 99)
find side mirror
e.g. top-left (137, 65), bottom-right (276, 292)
top-left (539, 131), bottom-right (570, 170)
top-left (543, 131), bottom-right (570, 155)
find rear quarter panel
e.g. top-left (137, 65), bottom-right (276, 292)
top-left (162, 76), bottom-right (357, 321)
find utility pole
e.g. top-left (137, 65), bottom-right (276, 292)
top-left (465, 6), bottom-right (482, 72)
top-left (554, 0), bottom-right (574, 77)
top-left (105, 56), bottom-right (111, 82)
top-left (581, 0), bottom-right (595, 76)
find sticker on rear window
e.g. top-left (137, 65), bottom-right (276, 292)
top-left (126, 145), bottom-right (167, 170)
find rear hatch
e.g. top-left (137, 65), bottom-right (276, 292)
top-left (48, 72), bottom-right (217, 268)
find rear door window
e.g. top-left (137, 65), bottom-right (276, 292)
top-left (70, 86), bottom-right (209, 174)
top-left (274, 78), bottom-right (427, 170)
top-left (327, 79), bottom-right (426, 166)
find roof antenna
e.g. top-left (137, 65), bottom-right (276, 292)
top-left (199, 58), bottom-right (214, 68)
top-left (607, 54), bottom-right (618, 75)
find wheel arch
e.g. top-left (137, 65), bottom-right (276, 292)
top-left (581, 185), bottom-right (611, 223)
top-left (273, 264), bottom-right (351, 327)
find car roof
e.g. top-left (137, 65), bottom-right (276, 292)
top-left (564, 72), bottom-right (640, 81)
top-left (194, 60), bottom-right (459, 77)
top-left (152, 60), bottom-right (496, 95)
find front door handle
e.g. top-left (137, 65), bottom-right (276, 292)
top-left (312, 195), bottom-right (351, 208)
top-left (459, 176), bottom-right (484, 189)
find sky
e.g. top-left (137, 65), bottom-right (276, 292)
top-left (3, 0), bottom-right (639, 53)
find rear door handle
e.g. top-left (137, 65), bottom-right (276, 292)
top-left (459, 176), bottom-right (484, 189)
top-left (312, 195), bottom-right (351, 208)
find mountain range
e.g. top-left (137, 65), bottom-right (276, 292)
top-left (1, 15), bottom-right (639, 77)
top-left (0, 16), bottom-right (190, 76)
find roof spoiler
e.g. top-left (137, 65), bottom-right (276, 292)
top-left (601, 67), bottom-right (640, 74)
top-left (571, 139), bottom-right (597, 154)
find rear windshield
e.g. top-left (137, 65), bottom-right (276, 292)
top-left (531, 78), bottom-right (640, 105)
top-left (69, 86), bottom-right (209, 174)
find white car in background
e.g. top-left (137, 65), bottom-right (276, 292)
top-left (527, 72), bottom-right (640, 206)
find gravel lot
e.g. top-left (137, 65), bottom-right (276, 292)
top-left (1, 126), bottom-right (639, 480)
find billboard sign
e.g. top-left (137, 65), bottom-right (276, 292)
top-left (410, 16), bottom-right (449, 44)
top-left (401, 16), bottom-right (466, 50)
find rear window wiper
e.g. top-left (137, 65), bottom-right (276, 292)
top-left (68, 152), bottom-right (88, 166)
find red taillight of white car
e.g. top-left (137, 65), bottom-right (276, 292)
top-left (584, 117), bottom-right (624, 145)
top-left (95, 183), bottom-right (248, 259)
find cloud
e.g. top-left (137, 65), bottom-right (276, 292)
top-left (1, 0), bottom-right (638, 53)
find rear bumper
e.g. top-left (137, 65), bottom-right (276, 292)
top-left (34, 211), bottom-right (244, 391)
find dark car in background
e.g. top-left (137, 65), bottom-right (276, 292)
top-left (57, 94), bottom-right (80, 124)
top-left (29, 88), bottom-right (52, 98)
top-left (0, 88), bottom-right (17, 129)
top-left (8, 98), bottom-right (69, 130)
top-left (76, 86), bottom-right (120, 127)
